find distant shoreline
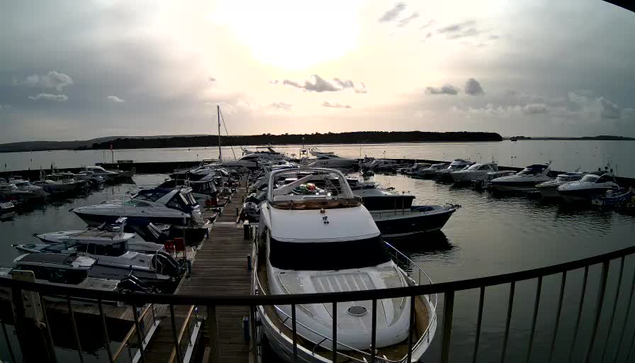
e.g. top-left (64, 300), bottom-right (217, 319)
top-left (0, 131), bottom-right (502, 153)
top-left (505, 135), bottom-right (635, 141)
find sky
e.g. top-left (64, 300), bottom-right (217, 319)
top-left (1, 0), bottom-right (634, 143)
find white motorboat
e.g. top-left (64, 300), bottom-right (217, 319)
top-left (536, 172), bottom-right (586, 199)
top-left (412, 163), bottom-right (449, 179)
top-left (34, 218), bottom-right (166, 254)
top-left (308, 154), bottom-right (359, 169)
top-left (34, 170), bottom-right (85, 195)
top-left (558, 172), bottom-right (620, 203)
top-left (489, 164), bottom-right (552, 192)
top-left (72, 187), bottom-right (202, 226)
top-left (253, 167), bottom-right (437, 362)
top-left (0, 253), bottom-right (152, 294)
top-left (308, 147), bottom-right (335, 158)
top-left (436, 159), bottom-right (474, 180)
top-left (12, 238), bottom-right (183, 291)
top-left (84, 165), bottom-right (121, 182)
top-left (450, 162), bottom-right (499, 183)
top-left (0, 180), bottom-right (46, 203)
top-left (399, 163), bottom-right (431, 176)
top-left (352, 184), bottom-right (456, 238)
top-left (223, 147), bottom-right (289, 169)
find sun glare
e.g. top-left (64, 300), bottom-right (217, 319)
top-left (209, 0), bottom-right (362, 70)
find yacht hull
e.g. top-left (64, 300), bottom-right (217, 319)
top-left (371, 207), bottom-right (455, 238)
top-left (536, 185), bottom-right (561, 199)
top-left (490, 181), bottom-right (544, 192)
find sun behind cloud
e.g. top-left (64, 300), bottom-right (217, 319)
top-left (208, 0), bottom-right (362, 70)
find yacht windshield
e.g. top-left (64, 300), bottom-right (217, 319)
top-left (519, 165), bottom-right (547, 175)
top-left (269, 236), bottom-right (390, 270)
top-left (581, 174), bottom-right (600, 183)
top-left (467, 164), bottom-right (481, 170)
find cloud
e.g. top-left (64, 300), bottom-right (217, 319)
top-left (209, 77), bottom-right (216, 82)
top-left (436, 20), bottom-right (482, 39)
top-left (333, 78), bottom-right (354, 89)
top-left (420, 20), bottom-right (435, 30)
top-left (355, 82), bottom-right (368, 94)
top-left (322, 102), bottom-right (351, 109)
top-left (268, 80), bottom-right (279, 84)
top-left (378, 3), bottom-right (406, 23)
top-left (523, 103), bottom-right (548, 114)
top-left (107, 95), bottom-right (125, 103)
top-left (426, 85), bottom-right (459, 95)
top-left (398, 13), bottom-right (419, 28)
top-left (598, 97), bottom-right (621, 119)
top-left (14, 71), bottom-right (74, 91)
top-left (465, 78), bottom-right (485, 95)
top-left (270, 102), bottom-right (292, 111)
top-left (28, 93), bottom-right (68, 102)
top-left (283, 75), bottom-right (365, 93)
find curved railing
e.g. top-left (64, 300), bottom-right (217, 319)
top-left (3, 243), bottom-right (635, 363)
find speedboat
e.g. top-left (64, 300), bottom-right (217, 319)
top-left (34, 218), bottom-right (166, 254)
top-left (84, 165), bottom-right (122, 183)
top-left (253, 167), bottom-right (437, 362)
top-left (413, 163), bottom-right (449, 179)
top-left (0, 180), bottom-right (46, 203)
top-left (400, 163), bottom-right (431, 176)
top-left (558, 172), bottom-right (620, 203)
top-left (0, 253), bottom-right (152, 294)
top-left (489, 164), bottom-right (552, 192)
top-left (12, 240), bottom-right (183, 291)
top-left (351, 181), bottom-right (456, 238)
top-left (436, 159), bottom-right (474, 181)
top-left (450, 162), bottom-right (499, 183)
top-left (34, 170), bottom-right (84, 195)
top-left (72, 187), bottom-right (203, 226)
top-left (159, 176), bottom-right (218, 206)
top-left (74, 170), bottom-right (106, 188)
top-left (536, 172), bottom-right (586, 199)
top-left (223, 147), bottom-right (288, 169)
top-left (308, 154), bottom-right (359, 170)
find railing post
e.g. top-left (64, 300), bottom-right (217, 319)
top-left (67, 296), bottom-right (85, 363)
top-left (371, 299), bottom-right (378, 362)
top-left (207, 305), bottom-right (221, 363)
top-left (10, 287), bottom-right (57, 363)
top-left (441, 291), bottom-right (455, 363)
top-left (548, 272), bottom-right (567, 363)
top-left (568, 266), bottom-right (590, 363)
top-left (472, 287), bottom-right (485, 363)
top-left (170, 305), bottom-right (184, 363)
top-left (600, 256), bottom-right (624, 362)
top-left (332, 302), bottom-right (337, 362)
top-left (583, 261), bottom-right (610, 363)
top-left (526, 276), bottom-right (543, 363)
top-left (501, 281), bottom-right (516, 363)
top-left (132, 304), bottom-right (147, 363)
top-left (292, 304), bottom-right (298, 362)
top-left (615, 262), bottom-right (635, 363)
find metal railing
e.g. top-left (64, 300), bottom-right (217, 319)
top-left (111, 304), bottom-right (160, 363)
top-left (168, 305), bottom-right (203, 363)
top-left (3, 244), bottom-right (635, 363)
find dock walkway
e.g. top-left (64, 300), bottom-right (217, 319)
top-left (144, 185), bottom-right (252, 363)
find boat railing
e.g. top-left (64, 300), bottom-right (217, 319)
top-left (5, 243), bottom-right (635, 363)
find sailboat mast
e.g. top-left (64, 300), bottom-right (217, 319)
top-left (217, 105), bottom-right (222, 161)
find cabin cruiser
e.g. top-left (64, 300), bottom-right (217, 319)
top-left (436, 159), bottom-right (474, 180)
top-left (489, 164), bottom-right (552, 192)
top-left (254, 167), bottom-right (437, 362)
top-left (84, 165), bottom-right (121, 183)
top-left (12, 240), bottom-right (183, 291)
top-left (74, 170), bottom-right (106, 188)
top-left (450, 162), bottom-right (499, 183)
top-left (400, 163), bottom-right (431, 176)
top-left (159, 176), bottom-right (218, 205)
top-left (350, 181), bottom-right (456, 238)
top-left (72, 187), bottom-right (203, 226)
top-left (535, 172), bottom-right (586, 199)
top-left (308, 147), bottom-right (335, 158)
top-left (0, 253), bottom-right (151, 294)
top-left (0, 179), bottom-right (47, 203)
top-left (558, 172), bottom-right (620, 203)
top-left (223, 147), bottom-right (288, 169)
top-left (308, 154), bottom-right (359, 170)
top-left (34, 170), bottom-right (85, 195)
top-left (34, 218), bottom-right (166, 254)
top-left (413, 163), bottom-right (449, 179)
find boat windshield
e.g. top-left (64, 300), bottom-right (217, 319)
top-left (467, 164), bottom-right (481, 170)
top-left (581, 174), bottom-right (600, 183)
top-left (269, 236), bottom-right (390, 270)
top-left (519, 165), bottom-right (547, 175)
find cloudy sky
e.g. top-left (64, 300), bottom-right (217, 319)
top-left (1, 0), bottom-right (634, 143)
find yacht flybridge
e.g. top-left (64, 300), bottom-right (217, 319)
top-left (253, 167), bottom-right (437, 363)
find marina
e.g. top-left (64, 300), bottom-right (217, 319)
top-left (0, 143), bottom-right (634, 363)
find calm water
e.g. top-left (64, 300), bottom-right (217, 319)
top-left (1, 171), bottom-right (635, 361)
top-left (2, 140), bottom-right (635, 177)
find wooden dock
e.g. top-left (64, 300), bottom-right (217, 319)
top-left (144, 184), bottom-right (253, 363)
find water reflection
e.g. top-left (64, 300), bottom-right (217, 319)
top-left (388, 231), bottom-right (455, 256)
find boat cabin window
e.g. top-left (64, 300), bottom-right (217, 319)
top-left (135, 189), bottom-right (169, 202)
top-left (581, 174), bottom-right (600, 183)
top-left (269, 236), bottom-right (390, 270)
top-left (167, 194), bottom-right (189, 211)
top-left (21, 265), bottom-right (88, 285)
top-left (82, 242), bottom-right (127, 256)
top-left (596, 175), bottom-right (614, 183)
top-left (519, 165), bottom-right (546, 175)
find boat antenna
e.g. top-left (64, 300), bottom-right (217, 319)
top-left (217, 105), bottom-right (222, 162)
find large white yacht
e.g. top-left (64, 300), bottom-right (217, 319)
top-left (72, 187), bottom-right (202, 226)
top-left (489, 164), bottom-right (552, 192)
top-left (308, 154), bottom-right (359, 169)
top-left (435, 159), bottom-right (474, 180)
top-left (253, 168), bottom-right (436, 362)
